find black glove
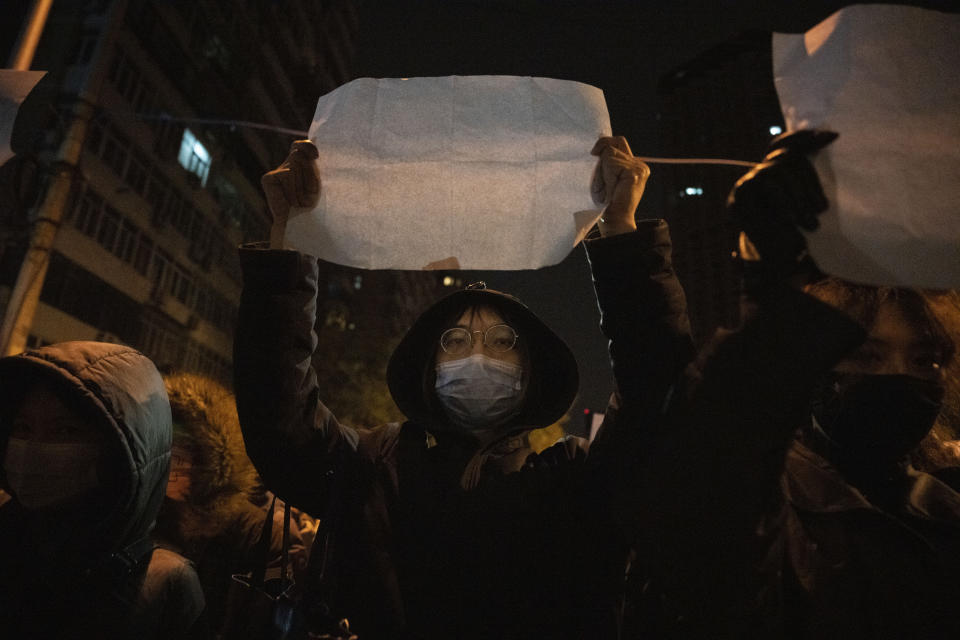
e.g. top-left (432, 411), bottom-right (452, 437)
top-left (727, 129), bottom-right (837, 280)
top-left (524, 438), bottom-right (586, 471)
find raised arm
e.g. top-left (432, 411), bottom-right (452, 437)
top-left (583, 137), bottom-right (695, 458)
top-left (234, 141), bottom-right (359, 516)
top-left (635, 130), bottom-right (866, 633)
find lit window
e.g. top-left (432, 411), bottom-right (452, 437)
top-left (178, 128), bottom-right (211, 186)
top-left (681, 187), bottom-right (704, 197)
top-left (769, 125), bottom-right (783, 135)
top-left (353, 275), bottom-right (363, 290)
top-left (442, 276), bottom-right (454, 286)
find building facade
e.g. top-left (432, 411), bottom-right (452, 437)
top-left (1, 0), bottom-right (359, 382)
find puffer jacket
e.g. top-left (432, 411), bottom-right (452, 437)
top-left (234, 221), bottom-right (693, 639)
top-left (0, 342), bottom-right (205, 639)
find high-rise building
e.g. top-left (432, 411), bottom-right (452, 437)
top-left (1, 0), bottom-right (359, 382)
top-left (656, 31), bottom-right (785, 344)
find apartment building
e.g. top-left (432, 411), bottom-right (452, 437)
top-left (1, 0), bottom-right (359, 381)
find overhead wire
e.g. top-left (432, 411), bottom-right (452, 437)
top-left (109, 110), bottom-right (761, 168)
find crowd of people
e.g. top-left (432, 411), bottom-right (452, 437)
top-left (0, 125), bottom-right (957, 639)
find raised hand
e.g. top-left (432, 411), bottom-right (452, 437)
top-left (727, 130), bottom-right (837, 276)
top-left (261, 140), bottom-right (321, 248)
top-left (590, 136), bottom-right (651, 237)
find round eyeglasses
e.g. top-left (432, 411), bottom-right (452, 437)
top-left (440, 324), bottom-right (519, 356)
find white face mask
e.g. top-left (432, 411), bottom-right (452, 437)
top-left (4, 438), bottom-right (101, 510)
top-left (435, 354), bottom-right (524, 429)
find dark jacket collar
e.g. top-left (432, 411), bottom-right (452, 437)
top-left (785, 438), bottom-right (960, 524)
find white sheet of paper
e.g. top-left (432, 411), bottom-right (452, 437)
top-left (286, 76), bottom-right (611, 270)
top-left (0, 70), bottom-right (46, 167)
top-left (773, 5), bottom-right (960, 289)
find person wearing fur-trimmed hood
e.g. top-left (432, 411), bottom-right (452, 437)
top-left (155, 372), bottom-right (308, 636)
top-left (234, 137), bottom-right (693, 639)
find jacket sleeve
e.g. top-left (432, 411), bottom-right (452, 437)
top-left (157, 559), bottom-right (208, 640)
top-left (658, 285), bottom-right (865, 526)
top-left (582, 219), bottom-right (695, 458)
top-left (233, 247), bottom-right (360, 516)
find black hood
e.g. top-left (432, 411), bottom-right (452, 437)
top-left (387, 285), bottom-right (579, 428)
top-left (0, 342), bottom-right (171, 552)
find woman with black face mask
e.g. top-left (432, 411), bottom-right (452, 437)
top-left (234, 137), bottom-right (693, 639)
top-left (803, 281), bottom-right (954, 492)
top-left (628, 131), bottom-right (960, 639)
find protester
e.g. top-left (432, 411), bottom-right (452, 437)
top-left (631, 131), bottom-right (960, 638)
top-left (155, 372), bottom-right (308, 637)
top-left (0, 341), bottom-right (207, 638)
top-left (234, 136), bottom-right (693, 639)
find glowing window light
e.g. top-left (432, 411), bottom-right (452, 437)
top-left (178, 128), bottom-right (211, 186)
top-left (769, 125), bottom-right (783, 135)
top-left (681, 186), bottom-right (704, 197)
top-left (192, 141), bottom-right (209, 163)
top-left (442, 276), bottom-right (454, 286)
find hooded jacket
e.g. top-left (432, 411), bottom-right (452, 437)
top-left (234, 221), bottom-right (692, 639)
top-left (157, 373), bottom-right (307, 633)
top-left (0, 342), bottom-right (205, 639)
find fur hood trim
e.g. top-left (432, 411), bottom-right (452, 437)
top-left (162, 373), bottom-right (259, 540)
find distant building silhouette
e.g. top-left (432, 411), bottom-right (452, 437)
top-left (656, 30), bottom-right (784, 344)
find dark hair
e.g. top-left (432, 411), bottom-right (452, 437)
top-left (802, 279), bottom-right (960, 468)
top-left (1, 377), bottom-right (107, 443)
top-left (805, 277), bottom-right (955, 368)
top-left (419, 300), bottom-right (532, 425)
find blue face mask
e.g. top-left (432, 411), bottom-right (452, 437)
top-left (435, 354), bottom-right (524, 429)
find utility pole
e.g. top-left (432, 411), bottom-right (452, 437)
top-left (0, 0), bottom-right (121, 355)
top-left (0, 0), bottom-right (60, 355)
top-left (7, 0), bottom-right (54, 72)
top-left (0, 102), bottom-right (92, 355)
